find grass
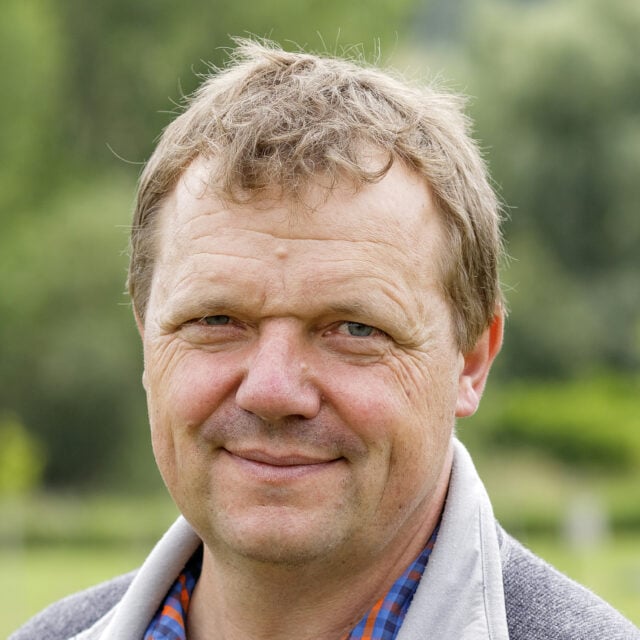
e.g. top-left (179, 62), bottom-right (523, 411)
top-left (2, 544), bottom-right (149, 637)
top-left (1, 492), bottom-right (178, 637)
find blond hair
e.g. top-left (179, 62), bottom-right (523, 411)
top-left (129, 39), bottom-right (503, 352)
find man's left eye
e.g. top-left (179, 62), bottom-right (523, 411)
top-left (343, 322), bottom-right (375, 337)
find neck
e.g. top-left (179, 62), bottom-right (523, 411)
top-left (187, 522), bottom-right (432, 640)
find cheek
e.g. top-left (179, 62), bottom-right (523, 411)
top-left (147, 347), bottom-right (241, 428)
top-left (330, 364), bottom-right (450, 534)
top-left (337, 356), bottom-right (456, 479)
top-left (324, 361), bottom-right (433, 466)
top-left (327, 369), bottom-right (400, 443)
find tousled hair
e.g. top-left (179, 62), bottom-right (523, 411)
top-left (129, 39), bottom-right (504, 352)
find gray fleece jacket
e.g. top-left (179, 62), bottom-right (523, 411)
top-left (10, 441), bottom-right (639, 639)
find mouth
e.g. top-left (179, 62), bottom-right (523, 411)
top-left (229, 448), bottom-right (336, 466)
top-left (221, 448), bottom-right (343, 482)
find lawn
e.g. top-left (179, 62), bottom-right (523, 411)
top-left (4, 534), bottom-right (639, 637)
top-left (2, 544), bottom-right (148, 637)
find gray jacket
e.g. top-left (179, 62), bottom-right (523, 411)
top-left (10, 441), bottom-right (639, 639)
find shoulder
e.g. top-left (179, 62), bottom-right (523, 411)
top-left (499, 527), bottom-right (639, 640)
top-left (9, 571), bottom-right (136, 640)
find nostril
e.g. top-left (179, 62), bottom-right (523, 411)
top-left (235, 372), bottom-right (322, 422)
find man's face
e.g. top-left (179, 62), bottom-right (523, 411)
top-left (140, 157), bottom-right (486, 568)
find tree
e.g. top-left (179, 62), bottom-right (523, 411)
top-left (458, 0), bottom-right (640, 376)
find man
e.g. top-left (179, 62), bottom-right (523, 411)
top-left (12, 40), bottom-right (638, 640)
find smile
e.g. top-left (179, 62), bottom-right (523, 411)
top-left (222, 448), bottom-right (343, 482)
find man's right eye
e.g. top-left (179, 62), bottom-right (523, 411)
top-left (201, 315), bottom-right (231, 326)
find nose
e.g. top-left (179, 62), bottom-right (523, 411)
top-left (235, 321), bottom-right (321, 422)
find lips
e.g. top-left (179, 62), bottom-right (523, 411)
top-left (224, 448), bottom-right (338, 467)
top-left (219, 448), bottom-right (344, 485)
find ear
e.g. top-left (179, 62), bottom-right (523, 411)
top-left (455, 309), bottom-right (504, 418)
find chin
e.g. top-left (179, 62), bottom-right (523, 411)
top-left (208, 508), bottom-right (350, 567)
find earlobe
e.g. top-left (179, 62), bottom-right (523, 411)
top-left (455, 309), bottom-right (504, 418)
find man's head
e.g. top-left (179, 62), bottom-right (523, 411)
top-left (129, 39), bottom-right (503, 354)
top-left (132, 40), bottom-right (504, 574)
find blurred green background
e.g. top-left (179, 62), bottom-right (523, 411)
top-left (2, 0), bottom-right (639, 633)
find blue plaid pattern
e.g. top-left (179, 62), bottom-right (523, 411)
top-left (144, 548), bottom-right (202, 640)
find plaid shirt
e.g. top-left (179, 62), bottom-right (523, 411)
top-left (144, 527), bottom-right (438, 640)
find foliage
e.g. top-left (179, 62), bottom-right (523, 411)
top-left (0, 176), bottom-right (153, 487)
top-left (0, 415), bottom-right (44, 496)
top-left (460, 373), bottom-right (640, 541)
top-left (466, 374), bottom-right (640, 470)
top-left (0, 0), bottom-right (64, 211)
top-left (0, 493), bottom-right (177, 547)
top-left (458, 0), bottom-right (640, 377)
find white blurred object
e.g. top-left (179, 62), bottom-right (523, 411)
top-left (563, 493), bottom-right (609, 549)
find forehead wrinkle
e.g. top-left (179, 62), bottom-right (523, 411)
top-left (153, 251), bottom-right (265, 303)
top-left (163, 183), bottom-right (440, 258)
top-left (171, 197), bottom-right (436, 244)
top-left (184, 250), bottom-right (269, 264)
top-left (172, 231), bottom-right (428, 273)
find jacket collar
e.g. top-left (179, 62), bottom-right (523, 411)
top-left (397, 439), bottom-right (509, 640)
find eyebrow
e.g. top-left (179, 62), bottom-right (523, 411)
top-left (163, 293), bottom-right (247, 321)
top-left (193, 295), bottom-right (252, 314)
top-left (325, 299), bottom-right (406, 333)
top-left (327, 301), bottom-right (377, 318)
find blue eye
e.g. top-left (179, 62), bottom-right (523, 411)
top-left (203, 315), bottom-right (231, 326)
top-left (345, 322), bottom-right (374, 337)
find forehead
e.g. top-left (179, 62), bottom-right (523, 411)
top-left (160, 156), bottom-right (441, 244)
top-left (150, 157), bottom-right (446, 318)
